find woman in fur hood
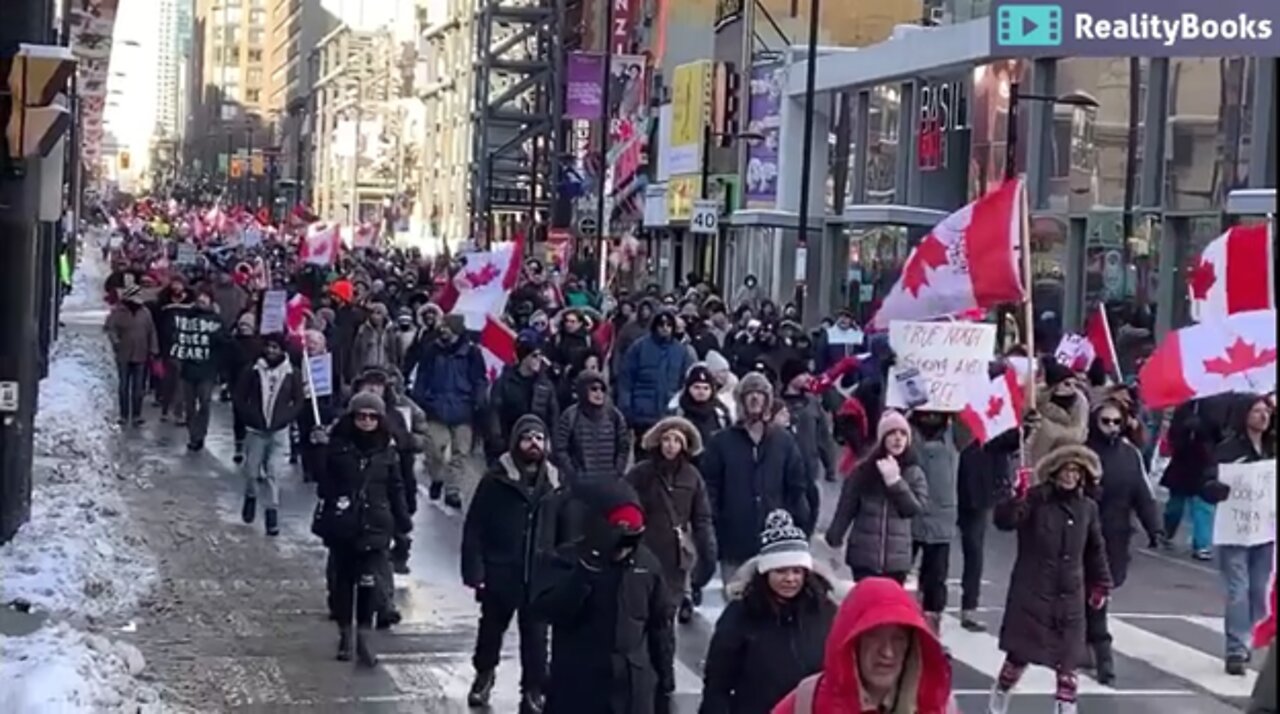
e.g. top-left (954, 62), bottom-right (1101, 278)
top-left (624, 416), bottom-right (718, 623)
top-left (701, 509), bottom-right (842, 714)
top-left (1026, 359), bottom-right (1092, 467)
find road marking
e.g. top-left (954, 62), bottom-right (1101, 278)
top-left (1104, 617), bottom-right (1255, 699)
top-left (1116, 612), bottom-right (1223, 633)
top-left (952, 688), bottom-right (1198, 697)
top-left (1136, 546), bottom-right (1219, 576)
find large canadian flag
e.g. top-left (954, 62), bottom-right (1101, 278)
top-left (478, 315), bottom-right (517, 382)
top-left (959, 370), bottom-right (1024, 444)
top-left (1188, 224), bottom-right (1274, 323)
top-left (1138, 309), bottom-right (1277, 409)
top-left (437, 235), bottom-right (525, 330)
top-left (301, 222), bottom-right (341, 266)
top-left (871, 179), bottom-right (1025, 329)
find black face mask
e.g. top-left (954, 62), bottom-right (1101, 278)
top-left (1050, 392), bottom-right (1077, 411)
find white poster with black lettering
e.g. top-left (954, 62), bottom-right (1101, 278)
top-left (169, 308), bottom-right (223, 365)
top-left (307, 352), bottom-right (334, 398)
top-left (1212, 460), bottom-right (1277, 547)
top-left (259, 289), bottom-right (288, 335)
top-left (885, 319), bottom-right (997, 412)
top-left (690, 198), bottom-right (719, 235)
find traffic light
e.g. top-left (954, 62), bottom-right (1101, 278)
top-left (250, 153), bottom-right (264, 176)
top-left (3, 44), bottom-right (76, 168)
top-left (118, 151), bottom-right (130, 170)
top-left (229, 158), bottom-right (243, 178)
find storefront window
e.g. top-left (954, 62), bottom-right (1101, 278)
top-left (842, 225), bottom-right (909, 323)
top-left (1166, 58), bottom-right (1254, 211)
top-left (864, 86), bottom-right (900, 204)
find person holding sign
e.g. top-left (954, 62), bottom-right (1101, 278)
top-left (171, 289), bottom-right (227, 451)
top-left (1199, 394), bottom-right (1276, 676)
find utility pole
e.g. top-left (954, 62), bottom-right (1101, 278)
top-left (796, 0), bottom-right (822, 325)
top-left (244, 125), bottom-right (253, 206)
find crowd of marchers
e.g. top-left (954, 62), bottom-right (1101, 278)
top-left (91, 198), bottom-right (1277, 714)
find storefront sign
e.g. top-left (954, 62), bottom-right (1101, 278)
top-left (885, 319), bottom-right (996, 411)
top-left (669, 61), bottom-right (713, 176)
top-left (612, 0), bottom-right (636, 54)
top-left (666, 175), bottom-right (701, 222)
top-left (643, 184), bottom-right (668, 227)
top-left (745, 63), bottom-right (783, 208)
top-left (917, 79), bottom-right (970, 172)
top-left (566, 52), bottom-right (605, 120)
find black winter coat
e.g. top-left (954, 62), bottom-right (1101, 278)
top-left (699, 572), bottom-right (836, 714)
top-left (994, 484), bottom-right (1111, 671)
top-left (461, 454), bottom-right (575, 608)
top-left (956, 429), bottom-right (1019, 513)
top-left (624, 459), bottom-right (717, 602)
top-left (533, 544), bottom-right (676, 714)
top-left (555, 403), bottom-right (631, 485)
top-left (1086, 434), bottom-right (1161, 588)
top-left (232, 358), bottom-right (306, 432)
top-left (702, 425), bottom-right (812, 563)
top-left (488, 366), bottom-right (560, 457)
top-left (315, 419), bottom-right (413, 551)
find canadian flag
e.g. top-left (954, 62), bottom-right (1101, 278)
top-left (285, 293), bottom-right (311, 337)
top-left (478, 315), bottom-right (517, 382)
top-left (959, 370), bottom-right (1024, 444)
top-left (871, 179), bottom-right (1025, 329)
top-left (436, 234), bottom-right (525, 330)
top-left (301, 222), bottom-right (341, 266)
top-left (1138, 309), bottom-right (1277, 409)
top-left (1188, 224), bottom-right (1274, 323)
top-left (1084, 302), bottom-right (1121, 379)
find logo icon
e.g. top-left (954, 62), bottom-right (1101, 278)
top-left (996, 4), bottom-right (1063, 47)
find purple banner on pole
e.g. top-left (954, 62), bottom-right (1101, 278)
top-left (745, 64), bottom-right (783, 208)
top-left (566, 52), bottom-right (606, 120)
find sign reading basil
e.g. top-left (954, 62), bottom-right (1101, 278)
top-left (170, 310), bottom-right (223, 363)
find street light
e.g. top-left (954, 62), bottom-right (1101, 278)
top-left (1004, 84), bottom-right (1100, 180)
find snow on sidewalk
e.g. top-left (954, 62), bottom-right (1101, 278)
top-left (0, 235), bottom-right (163, 713)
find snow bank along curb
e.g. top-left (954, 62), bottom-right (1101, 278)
top-left (0, 235), bottom-right (163, 712)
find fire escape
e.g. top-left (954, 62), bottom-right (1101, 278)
top-left (469, 0), bottom-right (564, 242)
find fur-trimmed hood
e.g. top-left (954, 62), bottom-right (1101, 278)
top-left (1027, 386), bottom-right (1090, 466)
top-left (641, 416), bottom-right (704, 456)
top-left (1033, 443), bottom-right (1102, 486)
top-left (723, 556), bottom-right (851, 605)
top-left (496, 451), bottom-right (562, 489)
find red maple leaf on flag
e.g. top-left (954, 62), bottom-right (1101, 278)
top-left (901, 234), bottom-right (950, 297)
top-left (465, 262), bottom-right (502, 288)
top-left (1186, 258), bottom-right (1217, 300)
top-left (985, 394), bottom-right (1005, 420)
top-left (1203, 338), bottom-right (1278, 377)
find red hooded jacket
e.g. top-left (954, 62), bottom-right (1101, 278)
top-left (771, 577), bottom-right (954, 714)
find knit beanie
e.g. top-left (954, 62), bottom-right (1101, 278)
top-left (876, 410), bottom-right (912, 446)
top-left (684, 364), bottom-right (715, 389)
top-left (442, 313), bottom-right (466, 335)
top-left (705, 350), bottom-right (731, 375)
top-left (516, 329), bottom-right (544, 361)
top-left (756, 510), bottom-right (813, 573)
top-left (348, 391), bottom-right (386, 417)
top-left (1042, 357), bottom-right (1074, 388)
top-left (780, 358), bottom-right (809, 388)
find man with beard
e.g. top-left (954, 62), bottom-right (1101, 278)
top-left (461, 415), bottom-right (573, 713)
top-left (553, 370), bottom-right (630, 485)
top-left (489, 332), bottom-right (560, 463)
top-left (232, 334), bottom-right (305, 536)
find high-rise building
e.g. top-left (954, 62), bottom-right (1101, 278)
top-left (267, 0), bottom-right (339, 195)
top-left (155, 0), bottom-right (181, 140)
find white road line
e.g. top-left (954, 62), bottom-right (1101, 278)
top-left (951, 688), bottom-right (1198, 697)
top-left (1136, 546), bottom-right (1219, 576)
top-left (1115, 612), bottom-right (1224, 634)
top-left (1104, 617), bottom-right (1256, 699)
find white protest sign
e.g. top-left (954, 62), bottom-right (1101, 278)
top-left (259, 290), bottom-right (288, 335)
top-left (885, 320), bottom-right (997, 412)
top-left (242, 224), bottom-right (263, 249)
top-left (175, 242), bottom-right (198, 265)
top-left (1212, 460), bottom-right (1277, 547)
top-left (1054, 333), bottom-right (1093, 371)
top-left (307, 352), bottom-right (334, 397)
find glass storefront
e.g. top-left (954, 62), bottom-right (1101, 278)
top-left (864, 86), bottom-right (901, 204)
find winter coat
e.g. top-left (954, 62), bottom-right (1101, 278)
top-left (1086, 432), bottom-right (1161, 588)
top-left (611, 319), bottom-right (647, 376)
top-left (826, 453), bottom-right (928, 576)
top-left (625, 420), bottom-right (716, 602)
top-left (410, 336), bottom-right (488, 426)
top-left (700, 562), bottom-right (842, 714)
top-left (770, 577), bottom-right (954, 714)
top-left (168, 304), bottom-right (225, 383)
top-left (151, 288), bottom-right (193, 355)
top-left (533, 543), bottom-right (676, 714)
top-left (211, 282), bottom-right (248, 330)
top-left (314, 418), bottom-right (413, 551)
top-left (782, 392), bottom-right (836, 483)
top-left (232, 358), bottom-right (306, 432)
top-left (911, 427), bottom-right (959, 545)
top-left (351, 320), bottom-right (404, 376)
top-left (332, 303), bottom-right (369, 385)
top-left (956, 430), bottom-right (1019, 513)
top-left (104, 304), bottom-right (159, 364)
top-left (461, 453), bottom-right (574, 608)
top-left (488, 366), bottom-right (560, 456)
top-left (618, 329), bottom-right (695, 428)
top-left (1160, 399), bottom-right (1222, 497)
top-left (548, 329), bottom-right (594, 377)
top-left (1026, 389), bottom-right (1090, 467)
top-left (702, 425), bottom-right (812, 563)
top-left (994, 444), bottom-right (1112, 672)
top-left (555, 381), bottom-right (631, 485)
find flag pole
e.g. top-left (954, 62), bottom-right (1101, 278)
top-left (1018, 177), bottom-right (1035, 469)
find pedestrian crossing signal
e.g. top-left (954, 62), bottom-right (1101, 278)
top-left (251, 154), bottom-right (264, 176)
top-left (229, 158), bottom-right (243, 178)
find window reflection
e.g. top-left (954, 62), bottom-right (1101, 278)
top-left (1166, 58), bottom-right (1255, 210)
top-left (864, 86), bottom-right (899, 204)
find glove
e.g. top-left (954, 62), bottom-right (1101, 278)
top-left (1088, 586), bottom-right (1109, 610)
top-left (876, 457), bottom-right (901, 486)
top-left (987, 359), bottom-right (1008, 379)
top-left (1202, 480), bottom-right (1231, 504)
top-left (309, 427), bottom-right (329, 445)
top-left (1013, 466), bottom-right (1032, 500)
top-left (472, 584), bottom-right (485, 603)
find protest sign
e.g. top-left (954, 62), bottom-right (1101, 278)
top-left (175, 242), bottom-right (198, 265)
top-left (259, 290), bottom-right (287, 335)
top-left (1054, 333), bottom-right (1093, 371)
top-left (307, 352), bottom-right (334, 397)
top-left (885, 320), bottom-right (996, 412)
top-left (1213, 460), bottom-right (1277, 547)
top-left (168, 309), bottom-right (222, 364)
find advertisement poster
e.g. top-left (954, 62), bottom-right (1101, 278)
top-left (566, 52), bottom-right (605, 120)
top-left (607, 55), bottom-right (649, 196)
top-left (745, 63), bottom-right (783, 208)
top-left (668, 61), bottom-right (712, 176)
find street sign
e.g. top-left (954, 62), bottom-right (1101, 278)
top-left (690, 198), bottom-right (719, 235)
top-left (577, 216), bottom-right (598, 237)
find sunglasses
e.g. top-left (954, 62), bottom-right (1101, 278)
top-left (519, 432), bottom-right (547, 443)
top-left (354, 411), bottom-right (380, 422)
top-left (587, 384), bottom-right (605, 393)
top-left (1099, 417), bottom-right (1123, 426)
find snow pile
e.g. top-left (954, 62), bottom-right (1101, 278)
top-left (0, 234), bottom-right (162, 712)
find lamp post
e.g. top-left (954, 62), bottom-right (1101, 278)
top-left (796, 0), bottom-right (822, 324)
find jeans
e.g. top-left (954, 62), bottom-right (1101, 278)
top-left (116, 362), bottom-right (145, 421)
top-left (1164, 494), bottom-right (1215, 551)
top-left (473, 593), bottom-right (548, 693)
top-left (1218, 542), bottom-right (1274, 659)
top-left (328, 546), bottom-right (385, 628)
top-left (913, 541), bottom-right (950, 614)
top-left (243, 428), bottom-right (287, 509)
top-left (425, 421), bottom-right (472, 498)
top-left (182, 379), bottom-right (214, 444)
top-left (1086, 598), bottom-right (1112, 646)
top-left (719, 560), bottom-right (745, 589)
top-left (158, 358), bottom-right (186, 419)
top-left (957, 507), bottom-right (989, 611)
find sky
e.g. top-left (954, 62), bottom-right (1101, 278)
top-left (103, 0), bottom-right (164, 190)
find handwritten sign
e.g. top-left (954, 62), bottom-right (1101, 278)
top-left (307, 352), bottom-right (334, 398)
top-left (169, 310), bottom-right (223, 363)
top-left (259, 290), bottom-right (287, 335)
top-left (1054, 333), bottom-right (1093, 371)
top-left (885, 320), bottom-right (996, 412)
top-left (1213, 460), bottom-right (1277, 547)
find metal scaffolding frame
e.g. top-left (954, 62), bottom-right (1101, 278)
top-left (468, 0), bottom-right (564, 243)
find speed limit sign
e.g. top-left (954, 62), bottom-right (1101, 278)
top-left (690, 199), bottom-right (719, 235)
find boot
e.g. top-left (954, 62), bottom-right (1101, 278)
top-left (923, 611), bottom-right (941, 637)
top-left (233, 441), bottom-right (245, 464)
top-left (1093, 642), bottom-right (1116, 686)
top-left (336, 625), bottom-right (353, 661)
top-left (1053, 700), bottom-right (1079, 714)
top-left (467, 668), bottom-right (496, 707)
top-left (986, 684), bottom-right (1011, 714)
top-left (960, 610), bottom-right (987, 632)
top-left (264, 508), bottom-right (279, 536)
top-left (241, 494), bottom-right (257, 524)
top-left (428, 481), bottom-right (443, 501)
top-left (354, 626), bottom-right (377, 668)
top-left (519, 690), bottom-right (545, 714)
top-left (444, 492), bottom-right (463, 510)
top-left (677, 596), bottom-right (694, 624)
